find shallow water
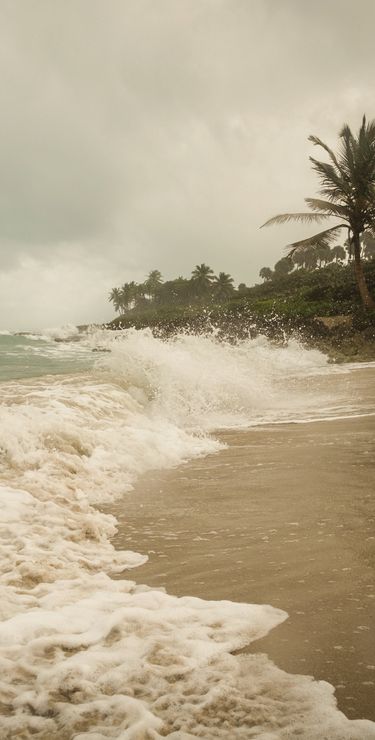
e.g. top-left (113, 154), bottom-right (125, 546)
top-left (110, 407), bottom-right (375, 721)
top-left (0, 327), bottom-right (94, 381)
top-left (1, 327), bottom-right (375, 738)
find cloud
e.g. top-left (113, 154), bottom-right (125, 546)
top-left (0, 0), bottom-right (374, 327)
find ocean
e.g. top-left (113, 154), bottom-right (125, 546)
top-left (0, 326), bottom-right (374, 739)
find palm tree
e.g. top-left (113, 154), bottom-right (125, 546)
top-left (316, 243), bottom-right (333, 267)
top-left (133, 282), bottom-right (149, 310)
top-left (156, 277), bottom-right (190, 305)
top-left (109, 287), bottom-right (122, 313)
top-left (119, 282), bottom-right (137, 311)
top-left (214, 272), bottom-right (234, 301)
top-left (144, 270), bottom-right (163, 300)
top-left (261, 116), bottom-right (375, 308)
top-left (191, 263), bottom-right (215, 298)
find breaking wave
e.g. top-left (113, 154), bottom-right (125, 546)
top-left (0, 329), bottom-right (374, 738)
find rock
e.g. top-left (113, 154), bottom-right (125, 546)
top-left (315, 315), bottom-right (353, 331)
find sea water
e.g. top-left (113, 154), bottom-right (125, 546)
top-left (0, 326), bottom-right (374, 739)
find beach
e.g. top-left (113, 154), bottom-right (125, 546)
top-left (110, 406), bottom-right (375, 722)
top-left (1, 329), bottom-right (375, 738)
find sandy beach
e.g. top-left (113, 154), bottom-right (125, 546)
top-left (2, 331), bottom-right (375, 737)
top-left (111, 409), bottom-right (375, 723)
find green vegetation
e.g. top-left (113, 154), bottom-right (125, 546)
top-left (109, 264), bottom-right (237, 316)
top-left (108, 260), bottom-right (375, 339)
top-left (258, 234), bottom-right (375, 283)
top-left (261, 115), bottom-right (375, 308)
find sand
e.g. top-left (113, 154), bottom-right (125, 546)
top-left (110, 409), bottom-right (375, 722)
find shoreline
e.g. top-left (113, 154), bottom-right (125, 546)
top-left (109, 408), bottom-right (375, 722)
top-left (106, 305), bottom-right (375, 364)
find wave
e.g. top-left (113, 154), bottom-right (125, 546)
top-left (13, 323), bottom-right (82, 342)
top-left (0, 329), bottom-right (374, 738)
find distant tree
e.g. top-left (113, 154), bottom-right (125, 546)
top-left (120, 282), bottom-right (137, 311)
top-left (274, 257), bottom-right (294, 276)
top-left (109, 287), bottom-right (122, 313)
top-left (344, 236), bottom-right (352, 260)
top-left (214, 272), bottom-right (234, 301)
top-left (362, 232), bottom-right (375, 260)
top-left (259, 267), bottom-right (273, 281)
top-left (133, 283), bottom-right (149, 310)
top-left (237, 282), bottom-right (249, 295)
top-left (316, 243), bottom-right (333, 267)
top-left (191, 263), bottom-right (215, 298)
top-left (331, 245), bottom-right (346, 263)
top-left (261, 115), bottom-right (375, 308)
top-left (157, 277), bottom-right (192, 305)
top-left (303, 251), bottom-right (318, 271)
top-left (292, 252), bottom-right (306, 270)
top-left (144, 270), bottom-right (163, 300)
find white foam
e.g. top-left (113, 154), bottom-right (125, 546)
top-left (95, 329), bottom-right (336, 429)
top-left (0, 329), bottom-right (374, 737)
top-left (28, 324), bottom-right (81, 341)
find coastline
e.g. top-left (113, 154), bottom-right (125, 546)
top-left (105, 312), bottom-right (375, 364)
top-left (2, 331), bottom-right (375, 736)
top-left (109, 403), bottom-right (375, 722)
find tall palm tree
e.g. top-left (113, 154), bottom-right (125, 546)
top-left (214, 272), bottom-right (234, 301)
top-left (109, 287), bottom-right (122, 313)
top-left (119, 282), bottom-right (137, 311)
top-left (261, 116), bottom-right (375, 308)
top-left (191, 263), bottom-right (215, 297)
top-left (144, 270), bottom-right (163, 300)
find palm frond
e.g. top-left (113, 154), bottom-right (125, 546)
top-left (309, 158), bottom-right (352, 200)
top-left (260, 212), bottom-right (330, 228)
top-left (356, 117), bottom-right (375, 190)
top-left (340, 123), bottom-right (355, 143)
top-left (358, 115), bottom-right (375, 152)
top-left (308, 135), bottom-right (350, 181)
top-left (305, 198), bottom-right (349, 218)
top-left (285, 224), bottom-right (346, 256)
top-left (338, 124), bottom-right (356, 181)
top-left (339, 119), bottom-right (375, 197)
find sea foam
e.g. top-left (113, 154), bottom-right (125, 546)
top-left (0, 329), bottom-right (374, 738)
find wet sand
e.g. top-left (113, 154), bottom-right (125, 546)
top-left (110, 410), bottom-right (375, 722)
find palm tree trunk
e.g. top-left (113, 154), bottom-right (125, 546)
top-left (353, 233), bottom-right (375, 308)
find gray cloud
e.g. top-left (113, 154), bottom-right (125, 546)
top-left (0, 0), bottom-right (374, 328)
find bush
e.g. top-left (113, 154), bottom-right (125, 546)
top-left (107, 263), bottom-right (375, 335)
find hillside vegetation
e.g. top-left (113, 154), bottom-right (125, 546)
top-left (108, 262), bottom-right (375, 360)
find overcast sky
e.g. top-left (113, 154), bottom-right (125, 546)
top-left (0, 0), bottom-right (374, 329)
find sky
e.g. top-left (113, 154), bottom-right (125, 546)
top-left (0, 0), bottom-right (374, 330)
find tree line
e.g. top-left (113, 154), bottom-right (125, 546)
top-left (109, 264), bottom-right (248, 314)
top-left (259, 234), bottom-right (375, 282)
